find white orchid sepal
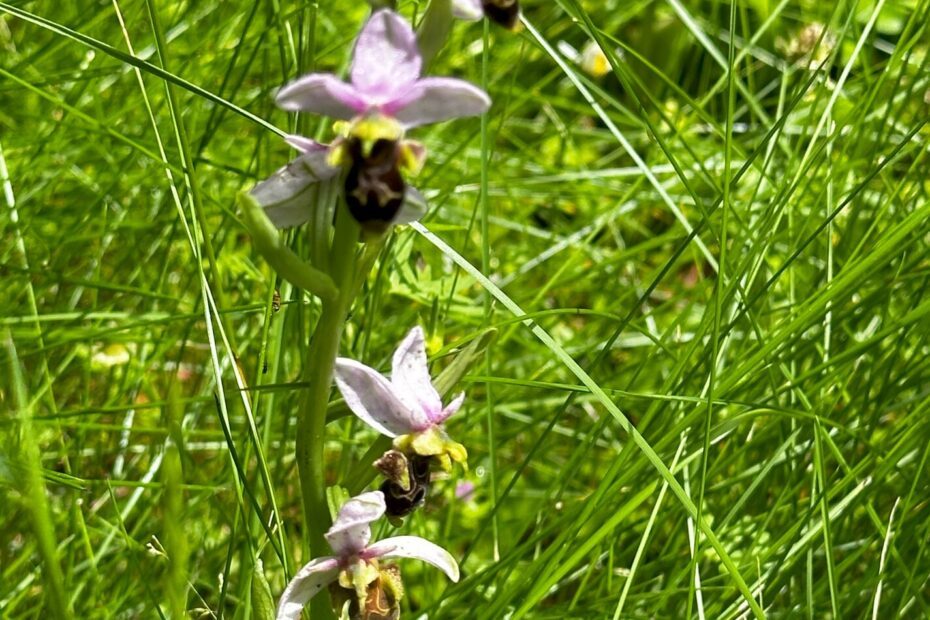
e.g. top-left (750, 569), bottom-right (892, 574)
top-left (277, 491), bottom-right (459, 620)
top-left (276, 10), bottom-right (489, 129)
top-left (334, 326), bottom-right (468, 469)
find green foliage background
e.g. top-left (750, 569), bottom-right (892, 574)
top-left (2, 0), bottom-right (929, 617)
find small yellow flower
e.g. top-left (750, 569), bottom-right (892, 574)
top-left (580, 41), bottom-right (611, 78)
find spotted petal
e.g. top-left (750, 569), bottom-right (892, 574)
top-left (351, 10), bottom-right (421, 102)
top-left (391, 326), bottom-right (443, 420)
top-left (334, 359), bottom-right (431, 437)
top-left (324, 491), bottom-right (386, 556)
top-left (276, 73), bottom-right (366, 119)
top-left (276, 556), bottom-right (340, 620)
top-left (387, 77), bottom-right (491, 128)
top-left (364, 536), bottom-right (460, 582)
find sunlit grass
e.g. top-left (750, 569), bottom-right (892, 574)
top-left (3, 0), bottom-right (930, 618)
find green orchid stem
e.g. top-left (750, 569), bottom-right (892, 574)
top-left (237, 192), bottom-right (338, 303)
top-left (297, 201), bottom-right (361, 620)
top-left (296, 302), bottom-right (346, 550)
top-left (417, 0), bottom-right (453, 67)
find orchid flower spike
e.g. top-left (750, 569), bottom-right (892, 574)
top-left (335, 326), bottom-right (467, 470)
top-left (250, 10), bottom-right (490, 235)
top-left (277, 491), bottom-right (459, 620)
top-left (452, 0), bottom-right (522, 31)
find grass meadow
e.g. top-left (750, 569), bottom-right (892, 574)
top-left (2, 0), bottom-right (930, 618)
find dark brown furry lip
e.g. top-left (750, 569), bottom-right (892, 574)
top-left (381, 454), bottom-right (432, 519)
top-left (344, 137), bottom-right (407, 234)
top-left (482, 0), bottom-right (520, 30)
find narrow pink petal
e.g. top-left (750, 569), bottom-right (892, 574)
top-left (451, 0), bottom-right (483, 20)
top-left (324, 491), bottom-right (386, 556)
top-left (250, 151), bottom-right (340, 228)
top-left (350, 10), bottom-right (421, 101)
top-left (434, 391), bottom-right (465, 425)
top-left (276, 73), bottom-right (366, 119)
top-left (387, 77), bottom-right (491, 128)
top-left (276, 557), bottom-right (340, 620)
top-left (334, 358), bottom-right (431, 436)
top-left (391, 326), bottom-right (442, 420)
top-left (284, 135), bottom-right (328, 153)
top-left (365, 536), bottom-right (460, 582)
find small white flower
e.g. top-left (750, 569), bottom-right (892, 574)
top-left (277, 491), bottom-right (459, 620)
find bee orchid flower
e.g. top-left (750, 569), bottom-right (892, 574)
top-left (250, 9), bottom-right (489, 234)
top-left (335, 326), bottom-right (467, 470)
top-left (277, 491), bottom-right (459, 620)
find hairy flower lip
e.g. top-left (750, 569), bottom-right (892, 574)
top-left (249, 135), bottom-right (428, 230)
top-left (378, 451), bottom-right (432, 519)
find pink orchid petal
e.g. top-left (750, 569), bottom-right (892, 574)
top-left (334, 358), bottom-right (431, 436)
top-left (324, 491), bottom-right (386, 556)
top-left (391, 326), bottom-right (443, 421)
top-left (276, 556), bottom-right (340, 620)
top-left (451, 0), bottom-right (484, 20)
top-left (365, 536), bottom-right (460, 582)
top-left (250, 151), bottom-right (340, 229)
top-left (387, 77), bottom-right (491, 128)
top-left (434, 391), bottom-right (465, 425)
top-left (350, 10), bottom-right (421, 102)
top-left (276, 73), bottom-right (366, 119)
top-left (284, 135), bottom-right (328, 153)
